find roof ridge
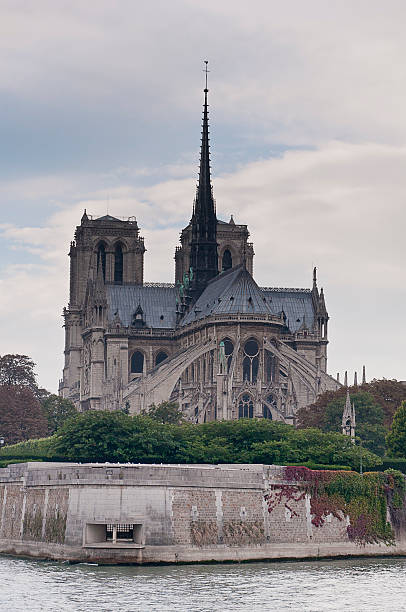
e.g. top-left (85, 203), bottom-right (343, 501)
top-left (261, 287), bottom-right (311, 293)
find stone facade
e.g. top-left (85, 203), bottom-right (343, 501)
top-left (0, 462), bottom-right (405, 564)
top-left (60, 87), bottom-right (340, 418)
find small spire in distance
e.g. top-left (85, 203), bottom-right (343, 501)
top-left (313, 266), bottom-right (317, 288)
top-left (362, 365), bottom-right (366, 384)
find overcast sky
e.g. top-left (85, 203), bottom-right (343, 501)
top-left (0, 0), bottom-right (405, 392)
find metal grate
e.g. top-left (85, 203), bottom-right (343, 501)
top-left (106, 524), bottom-right (134, 541)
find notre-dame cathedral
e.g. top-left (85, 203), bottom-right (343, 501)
top-left (60, 82), bottom-right (340, 423)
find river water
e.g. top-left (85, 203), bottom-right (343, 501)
top-left (1, 555), bottom-right (406, 611)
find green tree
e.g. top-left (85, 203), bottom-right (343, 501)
top-left (45, 412), bottom-right (383, 469)
top-left (52, 411), bottom-right (134, 462)
top-left (41, 394), bottom-right (78, 434)
top-left (298, 390), bottom-right (387, 456)
top-left (297, 379), bottom-right (406, 431)
top-left (386, 401), bottom-right (406, 458)
top-left (323, 391), bottom-right (386, 455)
top-left (0, 354), bottom-right (37, 390)
top-left (144, 401), bottom-right (184, 424)
top-left (129, 416), bottom-right (179, 463)
top-left (364, 379), bottom-right (406, 427)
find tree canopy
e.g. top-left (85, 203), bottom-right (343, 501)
top-left (41, 394), bottom-right (78, 434)
top-left (48, 411), bottom-right (381, 469)
top-left (297, 380), bottom-right (406, 430)
top-left (296, 380), bottom-right (406, 457)
top-left (0, 385), bottom-right (49, 445)
top-left (0, 354), bottom-right (37, 389)
top-left (386, 401), bottom-right (406, 458)
top-left (143, 401), bottom-right (184, 424)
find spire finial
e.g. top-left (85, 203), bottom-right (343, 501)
top-left (203, 60), bottom-right (209, 92)
top-left (362, 365), bottom-right (366, 384)
top-left (313, 266), bottom-right (317, 288)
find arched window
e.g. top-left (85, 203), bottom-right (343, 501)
top-left (114, 243), bottom-right (124, 284)
top-left (130, 351), bottom-right (144, 374)
top-left (97, 244), bottom-right (106, 281)
top-left (155, 351), bottom-right (168, 366)
top-left (263, 395), bottom-right (276, 420)
top-left (265, 352), bottom-right (278, 383)
top-left (238, 394), bottom-right (254, 419)
top-left (242, 339), bottom-right (259, 382)
top-left (222, 249), bottom-right (232, 271)
top-left (221, 337), bottom-right (234, 372)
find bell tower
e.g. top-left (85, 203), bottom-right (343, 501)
top-left (60, 212), bottom-right (145, 405)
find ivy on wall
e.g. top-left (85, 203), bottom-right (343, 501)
top-left (265, 466), bottom-right (405, 546)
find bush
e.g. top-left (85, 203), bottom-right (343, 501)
top-left (369, 457), bottom-right (406, 474)
top-left (51, 411), bottom-right (134, 463)
top-left (285, 462), bottom-right (352, 471)
top-left (0, 435), bottom-right (59, 460)
top-left (1, 413), bottom-right (384, 468)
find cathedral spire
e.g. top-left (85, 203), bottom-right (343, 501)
top-left (195, 61), bottom-right (214, 215)
top-left (189, 61), bottom-right (218, 300)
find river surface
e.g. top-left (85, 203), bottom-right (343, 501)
top-left (1, 555), bottom-right (406, 611)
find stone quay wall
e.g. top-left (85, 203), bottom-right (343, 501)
top-left (0, 462), bottom-right (405, 564)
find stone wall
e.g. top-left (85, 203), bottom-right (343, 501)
top-left (0, 462), bottom-right (405, 564)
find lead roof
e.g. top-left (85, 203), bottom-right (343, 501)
top-left (105, 266), bottom-right (315, 333)
top-left (106, 284), bottom-right (177, 329)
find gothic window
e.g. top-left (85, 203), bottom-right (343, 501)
top-left (114, 243), bottom-right (124, 284)
top-left (238, 394), bottom-right (254, 419)
top-left (265, 352), bottom-right (277, 383)
top-left (263, 394), bottom-right (276, 420)
top-left (242, 339), bottom-right (259, 382)
top-left (222, 249), bottom-right (232, 271)
top-left (130, 351), bottom-right (144, 374)
top-left (97, 243), bottom-right (106, 281)
top-left (155, 351), bottom-right (168, 366)
top-left (221, 338), bottom-right (234, 372)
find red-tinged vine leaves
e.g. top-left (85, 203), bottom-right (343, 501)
top-left (264, 466), bottom-right (405, 546)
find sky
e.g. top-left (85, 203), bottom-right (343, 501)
top-left (0, 0), bottom-right (405, 392)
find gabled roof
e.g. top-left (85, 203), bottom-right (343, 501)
top-left (181, 265), bottom-right (274, 325)
top-left (106, 284), bottom-right (176, 329)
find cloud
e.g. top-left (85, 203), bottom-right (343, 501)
top-left (2, 0), bottom-right (406, 165)
top-left (1, 141), bottom-right (405, 390)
